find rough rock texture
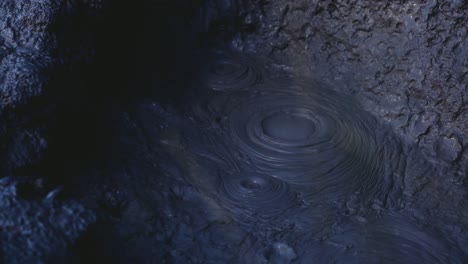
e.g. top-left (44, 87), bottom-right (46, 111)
top-left (0, 1), bottom-right (103, 261)
top-left (0, 0), bottom-right (104, 174)
top-left (201, 0), bottom-right (468, 179)
top-left (0, 177), bottom-right (95, 263)
top-left (0, 0), bottom-right (57, 173)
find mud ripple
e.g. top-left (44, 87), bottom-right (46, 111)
top-left (224, 80), bottom-right (390, 203)
top-left (214, 170), bottom-right (301, 221)
top-left (200, 52), bottom-right (262, 91)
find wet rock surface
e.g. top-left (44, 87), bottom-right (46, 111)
top-left (0, 0), bottom-right (467, 263)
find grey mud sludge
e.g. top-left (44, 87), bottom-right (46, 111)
top-left (113, 49), bottom-right (465, 263)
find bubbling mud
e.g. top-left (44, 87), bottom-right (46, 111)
top-left (151, 51), bottom-right (466, 263)
top-left (100, 46), bottom-right (468, 263)
top-left (222, 81), bottom-right (392, 204)
top-left (261, 112), bottom-right (316, 142)
top-left (214, 171), bottom-right (302, 222)
top-left (187, 67), bottom-right (402, 207)
top-left (199, 51), bottom-right (262, 91)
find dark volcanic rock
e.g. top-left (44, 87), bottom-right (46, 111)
top-left (0, 0), bottom-right (58, 173)
top-left (0, 177), bottom-right (95, 263)
top-left (0, 0), bottom-right (104, 174)
top-left (0, 1), bottom-right (102, 262)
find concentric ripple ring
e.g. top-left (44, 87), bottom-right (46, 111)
top-left (200, 52), bottom-right (262, 91)
top-left (225, 81), bottom-right (387, 202)
top-left (215, 171), bottom-right (301, 221)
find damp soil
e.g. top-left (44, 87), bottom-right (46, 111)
top-left (70, 48), bottom-right (467, 263)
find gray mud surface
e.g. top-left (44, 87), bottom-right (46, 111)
top-left (70, 50), bottom-right (466, 263)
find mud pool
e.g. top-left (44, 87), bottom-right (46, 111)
top-left (71, 49), bottom-right (466, 263)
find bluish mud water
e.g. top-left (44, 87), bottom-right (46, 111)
top-left (115, 49), bottom-right (466, 263)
